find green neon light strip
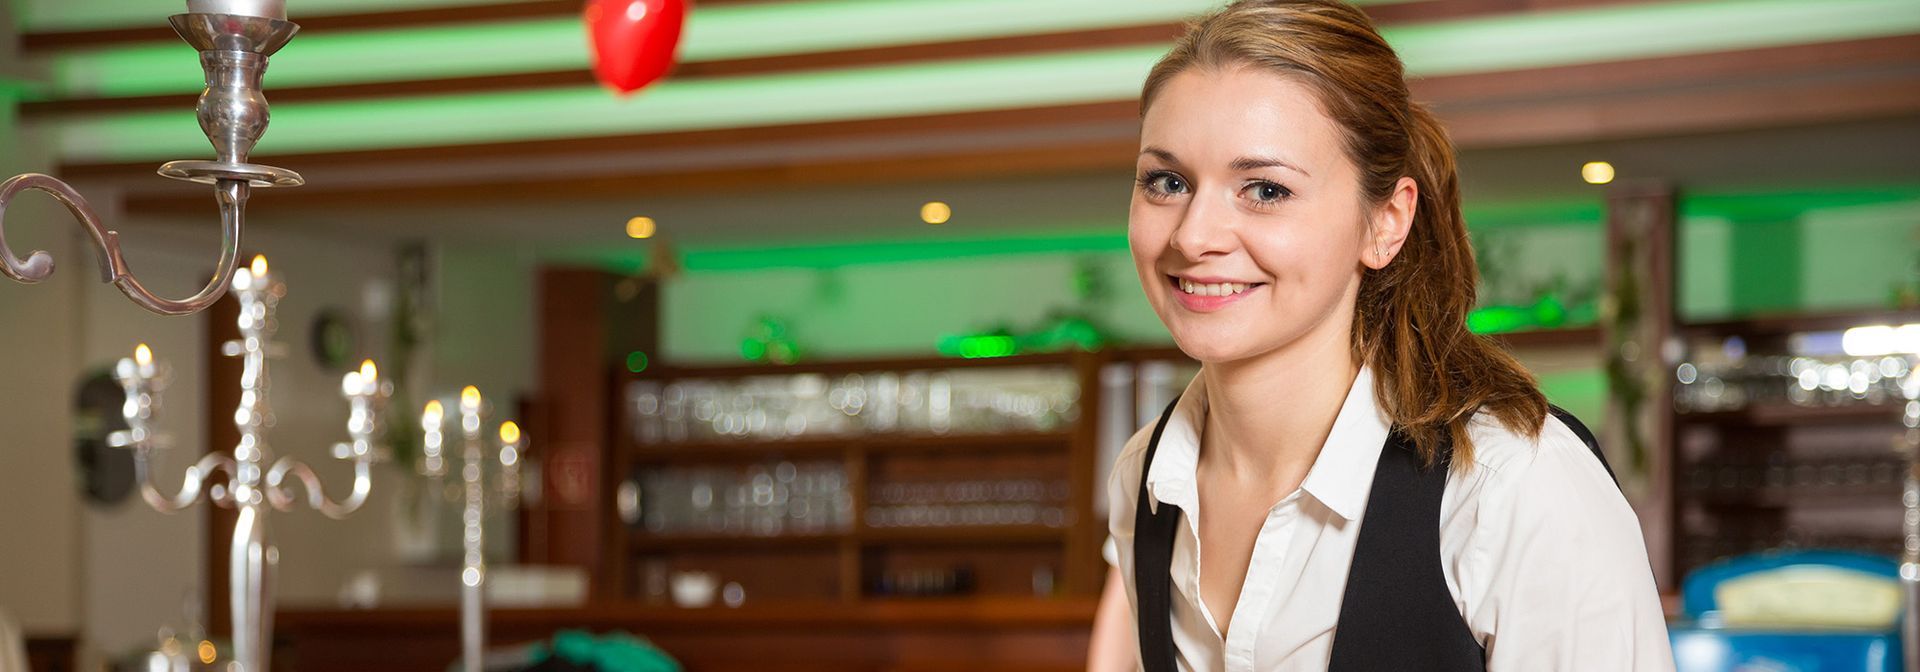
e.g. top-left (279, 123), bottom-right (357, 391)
top-left (36, 0), bottom-right (1920, 162)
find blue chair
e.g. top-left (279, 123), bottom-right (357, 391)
top-left (1670, 550), bottom-right (1903, 672)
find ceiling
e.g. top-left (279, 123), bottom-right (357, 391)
top-left (7, 0), bottom-right (1918, 256)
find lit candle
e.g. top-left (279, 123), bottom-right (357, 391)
top-left (421, 400), bottom-right (446, 477)
top-left (115, 343), bottom-right (161, 447)
top-left (460, 386), bottom-right (482, 434)
top-left (498, 420), bottom-right (523, 502)
top-left (134, 343), bottom-right (156, 380)
top-left (422, 400), bottom-right (445, 431)
top-left (498, 421), bottom-right (522, 464)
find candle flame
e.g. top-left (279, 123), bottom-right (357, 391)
top-left (359, 359), bottom-right (377, 382)
top-left (134, 343), bottom-right (153, 367)
top-left (423, 400), bottom-right (444, 423)
top-left (499, 421), bottom-right (521, 444)
top-left (460, 386), bottom-right (481, 411)
top-left (250, 255), bottom-right (268, 276)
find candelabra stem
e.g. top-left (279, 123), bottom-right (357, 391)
top-left (0, 174), bottom-right (247, 316)
top-left (231, 503), bottom-right (275, 672)
top-left (462, 425), bottom-right (487, 672)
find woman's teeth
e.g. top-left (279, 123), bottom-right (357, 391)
top-left (1177, 279), bottom-right (1254, 296)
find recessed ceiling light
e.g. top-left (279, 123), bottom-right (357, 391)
top-left (1581, 161), bottom-right (1615, 185)
top-left (626, 216), bottom-right (656, 239)
top-left (921, 201), bottom-right (951, 225)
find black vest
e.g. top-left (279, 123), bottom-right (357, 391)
top-left (1131, 397), bottom-right (1610, 671)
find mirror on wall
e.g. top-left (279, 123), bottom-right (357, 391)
top-left (73, 368), bottom-right (136, 507)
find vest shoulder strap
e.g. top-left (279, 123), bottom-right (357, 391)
top-left (1133, 394), bottom-right (1184, 672)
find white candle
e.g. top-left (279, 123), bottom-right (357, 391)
top-left (460, 386), bottom-right (482, 434)
top-left (421, 400), bottom-right (446, 477)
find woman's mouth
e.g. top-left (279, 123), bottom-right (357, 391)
top-left (1167, 275), bottom-right (1264, 312)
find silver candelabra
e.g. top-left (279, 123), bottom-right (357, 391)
top-left (0, 0), bottom-right (302, 315)
top-left (114, 254), bottom-right (385, 672)
top-left (420, 386), bottom-right (524, 672)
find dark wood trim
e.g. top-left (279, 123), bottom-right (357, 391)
top-left (1063, 349), bottom-right (1105, 595)
top-left (276, 596), bottom-right (1098, 629)
top-left (1679, 308), bottom-right (1920, 340)
top-left (24, 635), bottom-right (77, 672)
top-left (64, 100), bottom-right (1140, 182)
top-left (202, 278), bottom-right (245, 639)
top-left (273, 598), bottom-right (1097, 672)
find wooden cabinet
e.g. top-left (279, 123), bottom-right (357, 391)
top-left (603, 352), bottom-right (1110, 608)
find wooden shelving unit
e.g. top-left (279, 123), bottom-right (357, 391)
top-left (1667, 307), bottom-right (1919, 580)
top-left (604, 350), bottom-right (1108, 608)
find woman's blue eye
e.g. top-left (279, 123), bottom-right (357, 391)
top-left (1147, 173), bottom-right (1186, 194)
top-left (1248, 181), bottom-right (1291, 202)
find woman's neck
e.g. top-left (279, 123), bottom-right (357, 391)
top-left (1196, 319), bottom-right (1359, 489)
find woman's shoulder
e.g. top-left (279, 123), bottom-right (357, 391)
top-left (1458, 406), bottom-right (1612, 485)
top-left (1448, 405), bottom-right (1635, 535)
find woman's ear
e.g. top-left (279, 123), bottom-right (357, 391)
top-left (1365, 176), bottom-right (1417, 270)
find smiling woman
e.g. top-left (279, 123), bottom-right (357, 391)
top-left (1088, 1), bottom-right (1673, 671)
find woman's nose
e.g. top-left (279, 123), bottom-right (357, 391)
top-left (1168, 191), bottom-right (1237, 260)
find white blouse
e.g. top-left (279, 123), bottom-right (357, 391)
top-left (1104, 365), bottom-right (1675, 671)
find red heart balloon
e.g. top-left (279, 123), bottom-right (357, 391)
top-left (585, 0), bottom-right (687, 95)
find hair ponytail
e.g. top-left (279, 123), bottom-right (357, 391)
top-left (1358, 101), bottom-right (1547, 466)
top-left (1142, 0), bottom-right (1549, 467)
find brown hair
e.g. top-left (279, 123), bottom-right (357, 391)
top-left (1140, 0), bottom-right (1548, 467)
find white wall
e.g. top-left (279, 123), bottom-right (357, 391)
top-left (0, 105), bottom-right (84, 638)
top-left (0, 192), bottom-right (543, 660)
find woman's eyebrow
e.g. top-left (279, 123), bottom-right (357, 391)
top-left (1138, 146), bottom-right (1310, 178)
top-left (1139, 146), bottom-right (1184, 168)
top-left (1229, 155), bottom-right (1311, 178)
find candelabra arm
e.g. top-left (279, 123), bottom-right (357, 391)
top-left (136, 449), bottom-right (238, 513)
top-left (0, 173), bottom-right (246, 316)
top-left (265, 455), bottom-right (372, 519)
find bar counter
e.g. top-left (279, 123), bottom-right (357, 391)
top-left (274, 597), bottom-right (1098, 672)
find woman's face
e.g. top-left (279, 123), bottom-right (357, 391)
top-left (1129, 65), bottom-right (1394, 364)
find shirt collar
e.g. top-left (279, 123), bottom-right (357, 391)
top-left (1298, 364), bottom-right (1390, 520)
top-left (1142, 364), bottom-right (1391, 521)
top-left (1143, 372), bottom-right (1208, 515)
